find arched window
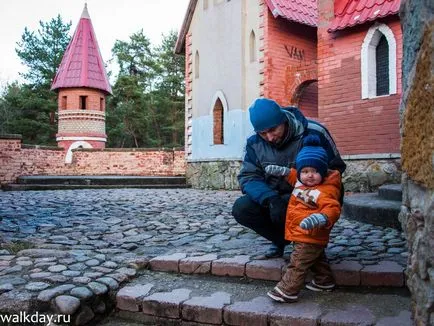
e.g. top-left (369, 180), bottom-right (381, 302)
top-left (376, 35), bottom-right (389, 96)
top-left (210, 91), bottom-right (228, 145)
top-left (361, 24), bottom-right (397, 99)
top-left (195, 50), bottom-right (200, 79)
top-left (213, 98), bottom-right (224, 144)
top-left (249, 30), bottom-right (256, 63)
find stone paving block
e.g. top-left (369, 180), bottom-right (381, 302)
top-left (149, 253), bottom-right (186, 272)
top-left (16, 249), bottom-right (69, 258)
top-left (116, 283), bottom-right (153, 312)
top-left (360, 260), bottom-right (404, 287)
top-left (118, 310), bottom-right (181, 325)
top-left (320, 304), bottom-right (376, 325)
top-left (223, 296), bottom-right (275, 326)
top-left (212, 255), bottom-right (250, 277)
top-left (179, 254), bottom-right (218, 274)
top-left (245, 259), bottom-right (285, 281)
top-left (331, 260), bottom-right (362, 286)
top-left (182, 291), bottom-right (231, 324)
top-left (142, 288), bottom-right (192, 318)
top-left (376, 310), bottom-right (413, 326)
top-left (0, 290), bottom-right (32, 313)
top-left (268, 301), bottom-right (321, 326)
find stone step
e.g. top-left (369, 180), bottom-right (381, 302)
top-left (343, 193), bottom-right (402, 230)
top-left (1, 175), bottom-right (190, 191)
top-left (104, 270), bottom-right (412, 326)
top-left (145, 253), bottom-right (406, 288)
top-left (378, 183), bottom-right (402, 202)
top-left (16, 175), bottom-right (187, 185)
top-left (1, 183), bottom-right (190, 191)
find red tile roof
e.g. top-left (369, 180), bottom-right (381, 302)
top-left (265, 0), bottom-right (317, 27)
top-left (328, 0), bottom-right (400, 32)
top-left (51, 4), bottom-right (112, 94)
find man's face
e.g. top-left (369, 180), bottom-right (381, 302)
top-left (258, 123), bottom-right (287, 145)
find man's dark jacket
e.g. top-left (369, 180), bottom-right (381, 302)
top-left (238, 106), bottom-right (346, 205)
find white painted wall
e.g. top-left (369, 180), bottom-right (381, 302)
top-left (188, 0), bottom-right (261, 161)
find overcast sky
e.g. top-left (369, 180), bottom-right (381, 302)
top-left (0, 0), bottom-right (189, 85)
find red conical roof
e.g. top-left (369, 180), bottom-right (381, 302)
top-left (51, 4), bottom-right (112, 94)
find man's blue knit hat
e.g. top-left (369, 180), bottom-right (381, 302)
top-left (296, 135), bottom-right (329, 179)
top-left (249, 98), bottom-right (286, 132)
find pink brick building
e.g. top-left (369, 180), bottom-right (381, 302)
top-left (175, 0), bottom-right (402, 191)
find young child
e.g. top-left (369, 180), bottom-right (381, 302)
top-left (264, 135), bottom-right (342, 303)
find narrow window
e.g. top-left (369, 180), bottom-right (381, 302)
top-left (249, 30), bottom-right (256, 63)
top-left (195, 51), bottom-right (200, 79)
top-left (361, 24), bottom-right (397, 99)
top-left (213, 98), bottom-right (224, 144)
top-left (203, 0), bottom-right (209, 10)
top-left (79, 96), bottom-right (87, 110)
top-left (376, 35), bottom-right (389, 96)
top-left (100, 97), bottom-right (104, 111)
top-left (61, 96), bottom-right (67, 110)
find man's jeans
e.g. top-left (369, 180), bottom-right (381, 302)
top-left (232, 194), bottom-right (289, 248)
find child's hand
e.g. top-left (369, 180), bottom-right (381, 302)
top-left (300, 213), bottom-right (328, 230)
top-left (265, 165), bottom-right (290, 176)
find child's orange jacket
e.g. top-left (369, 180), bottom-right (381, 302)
top-left (285, 168), bottom-right (342, 246)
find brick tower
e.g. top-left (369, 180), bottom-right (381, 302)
top-left (51, 4), bottom-right (112, 156)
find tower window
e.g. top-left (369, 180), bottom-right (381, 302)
top-left (80, 96), bottom-right (87, 110)
top-left (100, 97), bottom-right (104, 111)
top-left (61, 96), bottom-right (67, 110)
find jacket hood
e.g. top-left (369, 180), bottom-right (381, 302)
top-left (277, 107), bottom-right (307, 147)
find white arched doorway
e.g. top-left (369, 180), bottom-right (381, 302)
top-left (65, 141), bottom-right (93, 163)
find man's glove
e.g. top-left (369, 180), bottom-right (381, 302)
top-left (267, 195), bottom-right (287, 224)
top-left (265, 165), bottom-right (290, 176)
top-left (300, 213), bottom-right (328, 230)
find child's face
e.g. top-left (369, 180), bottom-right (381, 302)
top-left (299, 167), bottom-right (322, 186)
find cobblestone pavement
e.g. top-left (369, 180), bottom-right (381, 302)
top-left (0, 188), bottom-right (409, 324)
top-left (0, 188), bottom-right (408, 264)
top-left (1, 188), bottom-right (408, 264)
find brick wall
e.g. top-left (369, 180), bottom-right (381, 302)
top-left (0, 136), bottom-right (186, 185)
top-left (262, 9), bottom-right (317, 107)
top-left (317, 4), bottom-right (402, 154)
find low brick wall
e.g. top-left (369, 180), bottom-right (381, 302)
top-left (0, 135), bottom-right (186, 185)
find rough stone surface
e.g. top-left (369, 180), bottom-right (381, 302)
top-left (37, 284), bottom-right (76, 302)
top-left (320, 305), bottom-right (376, 325)
top-left (331, 261), bottom-right (362, 286)
top-left (142, 288), bottom-right (192, 318)
top-left (269, 303), bottom-right (321, 326)
top-left (149, 253), bottom-right (186, 272)
top-left (212, 255), bottom-right (250, 277)
top-left (246, 259), bottom-right (285, 281)
top-left (116, 284), bottom-right (153, 312)
top-left (360, 261), bottom-right (404, 286)
top-left (0, 290), bottom-right (32, 313)
top-left (54, 295), bottom-right (81, 315)
top-left (179, 254), bottom-right (218, 274)
top-left (70, 287), bottom-right (94, 300)
top-left (223, 296), bottom-right (275, 326)
top-left (376, 310), bottom-right (413, 326)
top-left (182, 291), bottom-right (231, 324)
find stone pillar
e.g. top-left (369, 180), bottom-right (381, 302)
top-left (398, 0), bottom-right (434, 324)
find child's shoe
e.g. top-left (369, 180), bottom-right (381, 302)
top-left (267, 286), bottom-right (298, 303)
top-left (305, 280), bottom-right (335, 292)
